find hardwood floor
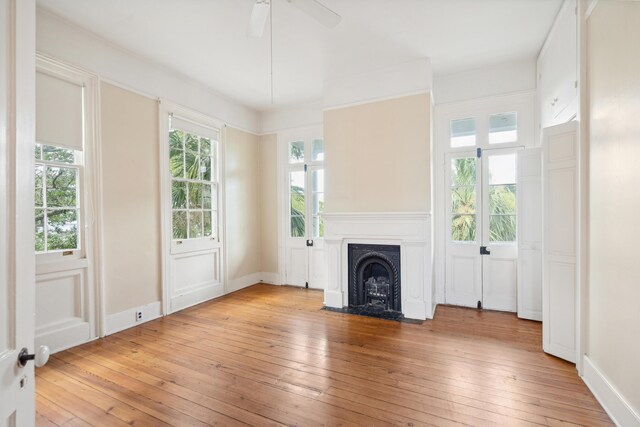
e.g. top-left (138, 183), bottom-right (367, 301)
top-left (36, 284), bottom-right (611, 426)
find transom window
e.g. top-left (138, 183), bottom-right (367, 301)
top-left (34, 143), bottom-right (81, 253)
top-left (450, 112), bottom-right (519, 148)
top-left (169, 122), bottom-right (219, 241)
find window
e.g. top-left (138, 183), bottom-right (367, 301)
top-left (34, 143), bottom-right (81, 252)
top-left (287, 137), bottom-right (324, 238)
top-left (489, 112), bottom-right (518, 144)
top-left (169, 125), bottom-right (218, 241)
top-left (488, 153), bottom-right (517, 242)
top-left (289, 140), bottom-right (304, 164)
top-left (450, 157), bottom-right (477, 242)
top-left (311, 169), bottom-right (324, 237)
top-left (450, 117), bottom-right (476, 148)
top-left (289, 170), bottom-right (305, 237)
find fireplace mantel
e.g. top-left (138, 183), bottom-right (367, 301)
top-left (322, 212), bottom-right (435, 320)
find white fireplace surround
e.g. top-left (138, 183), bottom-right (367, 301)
top-left (322, 212), bottom-right (435, 320)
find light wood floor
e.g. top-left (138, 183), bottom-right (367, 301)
top-left (36, 284), bottom-right (611, 426)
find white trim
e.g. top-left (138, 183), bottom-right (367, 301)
top-left (585, 0), bottom-right (599, 18)
top-left (434, 92), bottom-right (536, 306)
top-left (583, 356), bottom-right (640, 427)
top-left (158, 101), bottom-right (226, 315)
top-left (34, 54), bottom-right (106, 344)
top-left (323, 212), bottom-right (434, 320)
top-left (322, 90), bottom-right (431, 112)
top-left (105, 301), bottom-right (162, 336)
top-left (227, 272), bottom-right (263, 294)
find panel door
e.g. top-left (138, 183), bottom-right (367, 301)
top-left (543, 121), bottom-right (578, 363)
top-left (481, 148), bottom-right (519, 312)
top-left (284, 135), bottom-right (325, 288)
top-left (0, 0), bottom-right (38, 423)
top-left (445, 152), bottom-right (483, 307)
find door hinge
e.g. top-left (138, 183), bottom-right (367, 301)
top-left (476, 148), bottom-right (482, 158)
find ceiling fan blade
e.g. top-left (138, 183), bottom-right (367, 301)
top-left (286, 0), bottom-right (341, 28)
top-left (247, 0), bottom-right (271, 38)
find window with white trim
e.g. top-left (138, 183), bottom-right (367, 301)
top-left (168, 118), bottom-right (219, 241)
top-left (34, 143), bottom-right (81, 253)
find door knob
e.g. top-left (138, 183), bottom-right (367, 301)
top-left (17, 345), bottom-right (50, 368)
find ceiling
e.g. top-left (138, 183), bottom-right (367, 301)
top-left (36, 0), bottom-right (562, 111)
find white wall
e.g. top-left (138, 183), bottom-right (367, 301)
top-left (36, 7), bottom-right (261, 134)
top-left (433, 58), bottom-right (537, 105)
top-left (586, 1), bottom-right (640, 421)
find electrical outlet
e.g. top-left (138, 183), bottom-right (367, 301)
top-left (135, 310), bottom-right (143, 322)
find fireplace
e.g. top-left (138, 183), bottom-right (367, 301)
top-left (348, 244), bottom-right (401, 316)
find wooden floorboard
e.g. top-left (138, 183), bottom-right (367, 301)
top-left (36, 284), bottom-right (611, 426)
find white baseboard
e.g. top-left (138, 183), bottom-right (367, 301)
top-left (582, 355), bottom-right (640, 427)
top-left (259, 272), bottom-right (281, 285)
top-left (227, 272), bottom-right (263, 293)
top-left (105, 301), bottom-right (162, 336)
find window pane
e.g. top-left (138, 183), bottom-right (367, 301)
top-left (189, 211), bottom-right (203, 238)
top-left (289, 140), bottom-right (304, 163)
top-left (203, 210), bottom-right (212, 237)
top-left (35, 209), bottom-right (45, 252)
top-left (451, 214), bottom-right (476, 242)
top-left (202, 184), bottom-right (212, 209)
top-left (291, 216), bottom-right (305, 237)
top-left (313, 216), bottom-right (324, 238)
top-left (312, 139), bottom-right (324, 161)
top-left (47, 209), bottom-right (78, 251)
top-left (169, 130), bottom-right (185, 178)
top-left (172, 181), bottom-right (187, 209)
top-left (451, 186), bottom-right (475, 214)
top-left (451, 118), bottom-right (476, 148)
top-left (200, 156), bottom-right (212, 181)
top-left (488, 153), bottom-right (516, 185)
top-left (290, 170), bottom-right (305, 219)
top-left (200, 137), bottom-right (211, 156)
top-left (35, 143), bottom-right (42, 160)
top-left (451, 157), bottom-right (476, 186)
top-left (35, 165), bottom-right (44, 207)
top-left (185, 132), bottom-right (199, 153)
top-left (46, 167), bottom-right (77, 207)
top-left (43, 145), bottom-right (75, 163)
top-left (188, 182), bottom-right (202, 209)
top-left (312, 169), bottom-right (324, 193)
top-left (489, 112), bottom-right (517, 144)
top-left (489, 184), bottom-right (516, 215)
top-left (185, 149), bottom-right (200, 180)
top-left (490, 215), bottom-right (516, 242)
top-left (312, 192), bottom-right (324, 216)
top-left (172, 210), bottom-right (187, 239)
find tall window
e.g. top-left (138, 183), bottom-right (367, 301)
top-left (288, 138), bottom-right (324, 238)
top-left (34, 143), bottom-right (81, 252)
top-left (169, 120), bottom-right (219, 241)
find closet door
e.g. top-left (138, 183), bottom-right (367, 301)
top-left (543, 121), bottom-right (577, 363)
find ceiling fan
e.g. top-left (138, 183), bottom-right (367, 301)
top-left (247, 0), bottom-right (342, 38)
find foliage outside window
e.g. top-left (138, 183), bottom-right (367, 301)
top-left (169, 127), bottom-right (217, 241)
top-left (487, 153), bottom-right (517, 242)
top-left (450, 157), bottom-right (477, 242)
top-left (34, 143), bottom-right (80, 252)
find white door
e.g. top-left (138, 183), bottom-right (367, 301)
top-left (34, 59), bottom-right (99, 354)
top-left (162, 107), bottom-right (224, 313)
top-left (543, 121), bottom-right (578, 363)
top-left (445, 148), bottom-right (519, 311)
top-left (1, 1), bottom-right (45, 424)
top-left (284, 133), bottom-right (325, 289)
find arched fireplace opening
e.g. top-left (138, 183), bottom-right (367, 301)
top-left (348, 244), bottom-right (401, 316)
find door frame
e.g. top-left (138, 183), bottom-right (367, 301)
top-left (277, 125), bottom-right (323, 287)
top-left (158, 100), bottom-right (226, 315)
top-left (434, 92), bottom-right (536, 306)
